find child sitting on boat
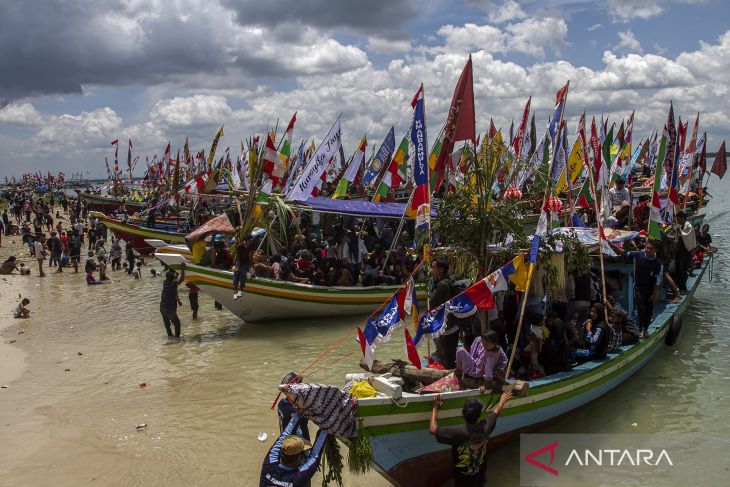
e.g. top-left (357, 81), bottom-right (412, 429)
top-left (454, 330), bottom-right (508, 392)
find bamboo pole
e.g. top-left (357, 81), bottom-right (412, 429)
top-left (506, 81), bottom-right (571, 381)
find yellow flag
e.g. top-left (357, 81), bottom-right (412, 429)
top-left (557, 138), bottom-right (584, 192)
top-left (509, 255), bottom-right (529, 292)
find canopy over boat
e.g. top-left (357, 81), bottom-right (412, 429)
top-left (291, 197), bottom-right (437, 219)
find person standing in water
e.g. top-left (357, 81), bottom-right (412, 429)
top-left (160, 264), bottom-right (186, 338)
top-left (34, 234), bottom-right (47, 277)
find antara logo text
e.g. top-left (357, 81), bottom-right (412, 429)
top-left (524, 441), bottom-right (673, 476)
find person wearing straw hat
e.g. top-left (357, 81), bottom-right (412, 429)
top-left (260, 411), bottom-right (328, 486)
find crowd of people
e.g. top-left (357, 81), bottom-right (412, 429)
top-left (192, 216), bottom-right (423, 299)
top-left (425, 214), bottom-right (714, 385)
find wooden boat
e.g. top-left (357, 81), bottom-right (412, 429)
top-left (145, 239), bottom-right (193, 260)
top-left (78, 191), bottom-right (147, 213)
top-left (153, 252), bottom-right (427, 322)
top-left (91, 211), bottom-right (186, 255)
top-left (349, 258), bottom-right (709, 487)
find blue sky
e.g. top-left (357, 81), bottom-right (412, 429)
top-left (1, 0), bottom-right (728, 178)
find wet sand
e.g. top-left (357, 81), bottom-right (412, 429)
top-left (0, 229), bottom-right (389, 486)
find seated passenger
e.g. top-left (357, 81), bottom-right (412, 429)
top-left (607, 309), bottom-right (624, 353)
top-left (611, 308), bottom-right (640, 346)
top-left (540, 315), bottom-right (573, 375)
top-left (455, 330), bottom-right (508, 392)
top-left (572, 303), bottom-right (609, 360)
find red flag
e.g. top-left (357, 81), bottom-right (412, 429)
top-left (111, 139), bottom-right (119, 146)
top-left (711, 141), bottom-right (727, 179)
top-left (357, 327), bottom-right (374, 370)
top-left (489, 118), bottom-right (497, 140)
top-left (513, 96), bottom-right (531, 158)
top-left (555, 82), bottom-right (569, 104)
top-left (590, 117), bottom-right (602, 183)
top-left (434, 56), bottom-right (475, 188)
top-left (410, 84), bottom-right (424, 108)
top-left (404, 328), bottom-right (421, 369)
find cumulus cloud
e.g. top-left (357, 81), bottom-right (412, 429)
top-left (506, 17), bottom-right (568, 57)
top-left (0, 103), bottom-right (43, 126)
top-left (150, 95), bottom-right (233, 129)
top-left (615, 30), bottom-right (644, 54)
top-left (488, 0), bottom-right (528, 23)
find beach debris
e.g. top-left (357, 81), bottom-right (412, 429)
top-left (77, 352), bottom-right (83, 356)
top-left (17, 330), bottom-right (24, 335)
top-left (9, 340), bottom-right (15, 344)
top-left (139, 383), bottom-right (147, 388)
top-left (631, 422), bottom-right (638, 427)
top-left (257, 432), bottom-right (268, 442)
top-left (1, 385), bottom-right (7, 389)
top-left (136, 423), bottom-right (147, 430)
top-left (64, 368), bottom-right (70, 372)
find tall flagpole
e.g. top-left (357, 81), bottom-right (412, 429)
top-left (506, 81), bottom-right (570, 381)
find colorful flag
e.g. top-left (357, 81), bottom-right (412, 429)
top-left (433, 56), bottom-right (475, 191)
top-left (374, 134), bottom-right (409, 202)
top-left (648, 110), bottom-right (671, 239)
top-left (262, 134), bottom-right (285, 186)
top-left (403, 329), bottom-right (421, 369)
top-left (287, 116), bottom-right (342, 201)
top-left (357, 327), bottom-right (374, 370)
top-left (279, 112), bottom-right (296, 170)
top-left (363, 126), bottom-right (395, 186)
top-left (333, 135), bottom-right (367, 199)
top-left (513, 96), bottom-right (531, 158)
top-left (409, 84), bottom-right (430, 230)
top-left (446, 278), bottom-right (494, 317)
top-left (711, 141), bottom-right (727, 179)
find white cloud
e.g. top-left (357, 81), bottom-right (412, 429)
top-left (366, 36), bottom-right (412, 55)
top-left (150, 95), bottom-right (233, 129)
top-left (607, 0), bottom-right (664, 22)
top-left (0, 103), bottom-right (43, 126)
top-left (505, 17), bottom-right (568, 57)
top-left (433, 16), bottom-right (568, 58)
top-left (434, 23), bottom-right (506, 54)
top-left (615, 30), bottom-right (644, 54)
top-left (488, 0), bottom-right (527, 24)
top-left (587, 23), bottom-right (602, 31)
top-left (3, 14), bottom-right (730, 177)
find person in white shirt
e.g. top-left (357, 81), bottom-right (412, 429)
top-left (608, 177), bottom-right (630, 212)
top-left (14, 298), bottom-right (30, 318)
top-left (34, 235), bottom-right (46, 277)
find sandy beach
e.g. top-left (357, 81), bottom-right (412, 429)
top-left (0, 227), bottom-right (389, 487)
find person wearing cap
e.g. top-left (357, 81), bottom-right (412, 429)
top-left (277, 373), bottom-right (310, 441)
top-left (232, 234), bottom-right (254, 300)
top-left (260, 411), bottom-right (327, 486)
top-left (429, 390), bottom-right (512, 486)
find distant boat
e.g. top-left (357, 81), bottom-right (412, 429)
top-left (78, 191), bottom-right (147, 214)
top-left (91, 211), bottom-right (185, 255)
